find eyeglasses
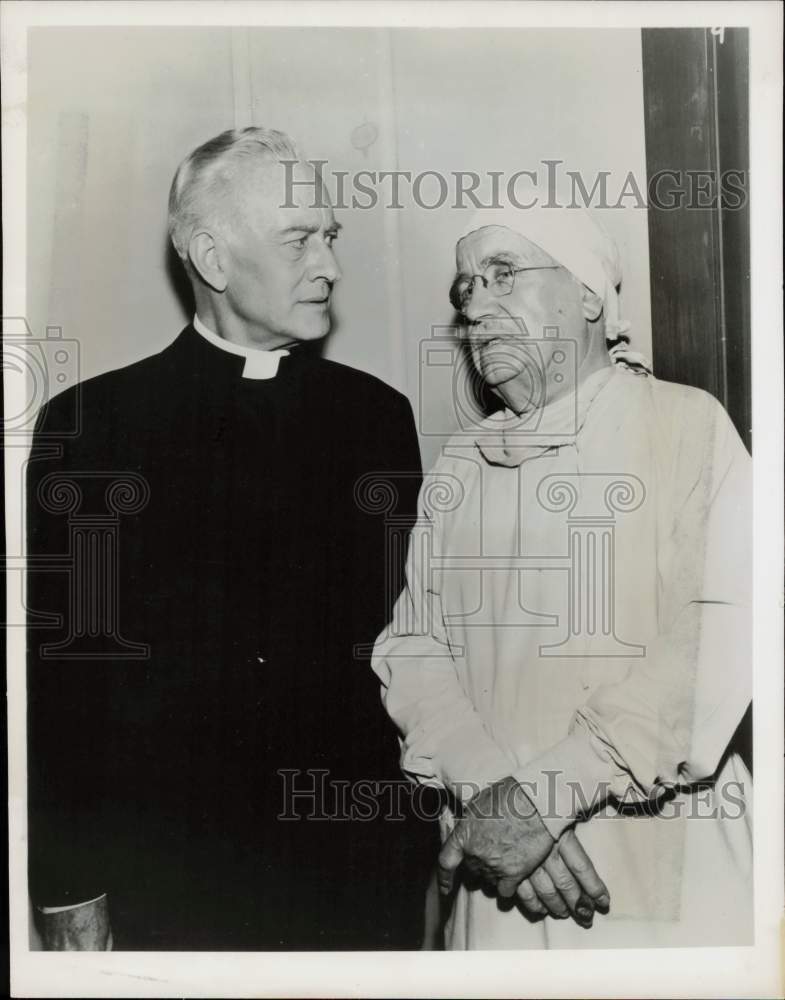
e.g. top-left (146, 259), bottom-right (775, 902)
top-left (449, 262), bottom-right (561, 313)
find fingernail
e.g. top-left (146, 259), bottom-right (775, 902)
top-left (577, 905), bottom-right (592, 920)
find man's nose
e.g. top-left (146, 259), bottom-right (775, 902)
top-left (462, 278), bottom-right (495, 322)
top-left (311, 241), bottom-right (342, 285)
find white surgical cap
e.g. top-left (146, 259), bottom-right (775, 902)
top-left (461, 197), bottom-right (630, 340)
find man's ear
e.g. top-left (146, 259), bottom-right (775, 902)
top-left (187, 230), bottom-right (228, 292)
top-left (581, 285), bottom-right (604, 323)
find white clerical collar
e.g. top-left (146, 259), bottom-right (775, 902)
top-left (193, 314), bottom-right (290, 380)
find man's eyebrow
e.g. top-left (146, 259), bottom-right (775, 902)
top-left (278, 223), bottom-right (320, 237)
top-left (452, 253), bottom-right (518, 280)
top-left (278, 220), bottom-right (343, 237)
top-left (478, 252), bottom-right (518, 269)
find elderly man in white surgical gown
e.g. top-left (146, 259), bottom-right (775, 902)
top-left (372, 194), bottom-right (752, 950)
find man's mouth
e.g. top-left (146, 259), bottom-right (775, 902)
top-left (469, 315), bottom-right (526, 343)
top-left (302, 296), bottom-right (330, 305)
top-left (471, 335), bottom-right (506, 350)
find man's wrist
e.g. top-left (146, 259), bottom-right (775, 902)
top-left (441, 736), bottom-right (516, 806)
top-left (513, 781), bottom-right (556, 842)
top-left (513, 732), bottom-right (615, 839)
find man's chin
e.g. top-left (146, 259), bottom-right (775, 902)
top-left (286, 322), bottom-right (331, 344)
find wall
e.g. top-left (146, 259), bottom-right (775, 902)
top-left (28, 27), bottom-right (651, 471)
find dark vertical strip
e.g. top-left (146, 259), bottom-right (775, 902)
top-left (708, 33), bottom-right (729, 409)
top-left (642, 28), bottom-right (722, 401)
top-left (641, 27), bottom-right (751, 451)
top-left (716, 30), bottom-right (751, 452)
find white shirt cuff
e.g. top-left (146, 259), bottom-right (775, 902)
top-left (39, 893), bottom-right (107, 915)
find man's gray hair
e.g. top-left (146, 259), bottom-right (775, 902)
top-left (167, 126), bottom-right (300, 260)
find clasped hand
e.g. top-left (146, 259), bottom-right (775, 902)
top-left (438, 776), bottom-right (610, 928)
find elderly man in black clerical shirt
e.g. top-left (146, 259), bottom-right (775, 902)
top-left (27, 127), bottom-right (433, 951)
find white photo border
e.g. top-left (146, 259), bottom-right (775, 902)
top-left (3, 2), bottom-right (782, 997)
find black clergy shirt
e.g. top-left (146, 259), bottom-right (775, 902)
top-left (27, 325), bottom-right (436, 950)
